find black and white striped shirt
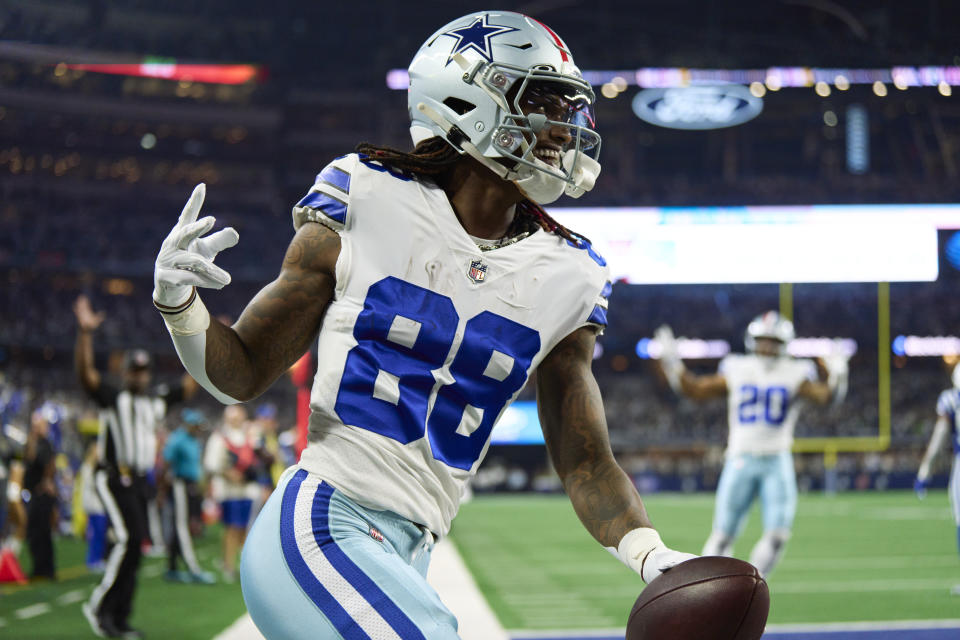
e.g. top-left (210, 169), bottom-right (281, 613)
top-left (91, 383), bottom-right (182, 473)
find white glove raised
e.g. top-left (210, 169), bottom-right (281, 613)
top-left (654, 325), bottom-right (684, 393)
top-left (608, 527), bottom-right (699, 584)
top-left (153, 184), bottom-right (239, 309)
top-left (822, 352), bottom-right (849, 405)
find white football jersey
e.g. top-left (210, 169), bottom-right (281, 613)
top-left (719, 354), bottom-right (817, 455)
top-left (936, 388), bottom-right (960, 454)
top-left (293, 153), bottom-right (610, 535)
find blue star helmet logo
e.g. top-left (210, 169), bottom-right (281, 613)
top-left (440, 15), bottom-right (519, 66)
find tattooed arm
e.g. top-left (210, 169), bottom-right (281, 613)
top-left (536, 327), bottom-right (651, 546)
top-left (202, 222), bottom-right (339, 401)
top-left (537, 327), bottom-right (696, 581)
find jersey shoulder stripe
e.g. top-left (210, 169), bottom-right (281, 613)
top-left (585, 280), bottom-right (612, 329)
top-left (292, 154), bottom-right (358, 232)
top-left (587, 304), bottom-right (607, 327)
top-left (317, 164), bottom-right (351, 195)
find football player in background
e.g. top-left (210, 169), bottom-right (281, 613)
top-left (656, 312), bottom-right (848, 578)
top-left (152, 10), bottom-right (695, 638)
top-left (914, 364), bottom-right (960, 595)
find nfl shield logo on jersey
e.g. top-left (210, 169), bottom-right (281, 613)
top-left (468, 259), bottom-right (487, 283)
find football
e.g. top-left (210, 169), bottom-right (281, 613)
top-left (626, 556), bottom-right (769, 640)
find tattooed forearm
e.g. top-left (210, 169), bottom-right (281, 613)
top-left (205, 222), bottom-right (339, 400)
top-left (563, 457), bottom-right (652, 547)
top-left (537, 328), bottom-right (652, 547)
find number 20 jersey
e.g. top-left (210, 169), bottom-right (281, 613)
top-left (719, 354), bottom-right (817, 456)
top-left (291, 153), bottom-right (610, 535)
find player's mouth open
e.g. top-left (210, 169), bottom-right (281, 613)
top-left (534, 147), bottom-right (561, 168)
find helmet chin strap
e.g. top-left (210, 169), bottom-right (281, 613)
top-left (563, 150), bottom-right (600, 198)
top-left (512, 159), bottom-right (566, 204)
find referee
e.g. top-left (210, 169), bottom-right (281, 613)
top-left (74, 295), bottom-right (195, 638)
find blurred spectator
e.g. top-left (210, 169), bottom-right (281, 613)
top-left (162, 408), bottom-right (215, 584)
top-left (24, 409), bottom-right (57, 579)
top-left (252, 403), bottom-right (282, 488)
top-left (203, 404), bottom-right (260, 582)
top-left (79, 440), bottom-right (107, 572)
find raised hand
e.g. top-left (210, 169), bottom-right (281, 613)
top-left (153, 184), bottom-right (239, 308)
top-left (73, 294), bottom-right (106, 332)
top-left (654, 324), bottom-right (683, 392)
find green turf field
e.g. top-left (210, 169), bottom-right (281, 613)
top-left (0, 524), bottom-right (246, 639)
top-left (2, 491), bottom-right (958, 638)
top-left (452, 490), bottom-right (960, 631)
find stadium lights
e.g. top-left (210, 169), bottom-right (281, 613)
top-left (636, 337), bottom-right (731, 360)
top-left (636, 337), bottom-right (857, 360)
top-left (892, 335), bottom-right (960, 357)
top-left (386, 65), bottom-right (960, 90)
top-left (63, 61), bottom-right (262, 85)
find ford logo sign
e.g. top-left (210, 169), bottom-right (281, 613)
top-left (631, 85), bottom-right (763, 130)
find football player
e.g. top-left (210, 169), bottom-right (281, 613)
top-left (152, 11), bottom-right (694, 639)
top-left (656, 312), bottom-right (848, 578)
top-left (914, 364), bottom-right (960, 595)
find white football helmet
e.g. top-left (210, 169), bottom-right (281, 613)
top-left (407, 11), bottom-right (601, 204)
top-left (744, 311), bottom-right (795, 356)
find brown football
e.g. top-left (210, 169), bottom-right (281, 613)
top-left (626, 556), bottom-right (769, 640)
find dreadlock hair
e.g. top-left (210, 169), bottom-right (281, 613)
top-left (354, 137), bottom-right (590, 245)
top-left (355, 137), bottom-right (461, 176)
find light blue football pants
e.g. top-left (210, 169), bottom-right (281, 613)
top-left (949, 454), bottom-right (960, 554)
top-left (712, 450), bottom-right (797, 538)
top-left (240, 467), bottom-right (459, 639)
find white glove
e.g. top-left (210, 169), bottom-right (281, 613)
top-left (641, 544), bottom-right (699, 583)
top-left (608, 527), bottom-right (699, 584)
top-left (822, 352), bottom-right (849, 405)
top-left (654, 325), bottom-right (684, 393)
top-left (153, 184), bottom-right (239, 308)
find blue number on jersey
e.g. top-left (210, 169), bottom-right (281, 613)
top-left (764, 386), bottom-right (789, 425)
top-left (428, 312), bottom-right (540, 469)
top-left (738, 384), bottom-right (789, 426)
top-left (334, 277), bottom-right (541, 470)
top-left (335, 278), bottom-right (457, 444)
top-left (565, 237), bottom-right (607, 267)
top-left (737, 385), bottom-right (760, 423)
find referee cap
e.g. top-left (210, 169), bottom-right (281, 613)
top-left (123, 349), bottom-right (152, 371)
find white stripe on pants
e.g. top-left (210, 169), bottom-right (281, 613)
top-left (173, 480), bottom-right (201, 573)
top-left (87, 470), bottom-right (128, 615)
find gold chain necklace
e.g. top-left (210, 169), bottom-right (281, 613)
top-left (476, 231), bottom-right (531, 252)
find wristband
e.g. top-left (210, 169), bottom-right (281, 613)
top-left (155, 288), bottom-right (210, 336)
top-left (605, 527), bottom-right (663, 576)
